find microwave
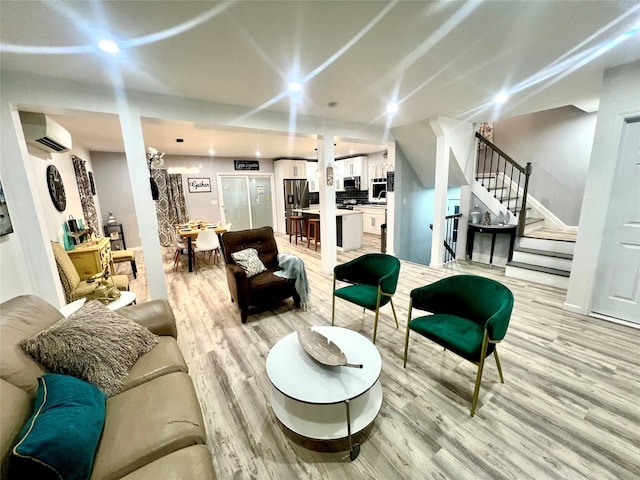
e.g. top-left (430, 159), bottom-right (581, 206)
top-left (343, 176), bottom-right (361, 190)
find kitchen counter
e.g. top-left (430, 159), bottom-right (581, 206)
top-left (355, 203), bottom-right (387, 209)
top-left (292, 208), bottom-right (363, 251)
top-left (298, 207), bottom-right (363, 216)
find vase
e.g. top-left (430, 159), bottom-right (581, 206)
top-left (107, 212), bottom-right (117, 225)
top-left (470, 205), bottom-right (482, 225)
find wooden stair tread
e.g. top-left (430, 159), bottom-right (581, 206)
top-left (525, 228), bottom-right (577, 242)
top-left (506, 261), bottom-right (570, 277)
top-left (514, 247), bottom-right (573, 260)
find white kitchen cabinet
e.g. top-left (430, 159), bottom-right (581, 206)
top-left (358, 206), bottom-right (386, 235)
top-left (307, 162), bottom-right (319, 192)
top-left (277, 159), bottom-right (307, 179)
top-left (342, 156), bottom-right (368, 186)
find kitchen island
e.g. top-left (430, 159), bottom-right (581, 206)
top-left (292, 208), bottom-right (363, 251)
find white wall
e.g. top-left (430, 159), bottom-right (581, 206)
top-left (565, 60), bottom-right (640, 316)
top-left (28, 146), bottom-right (92, 244)
top-left (393, 145), bottom-right (433, 265)
top-left (0, 235), bottom-right (29, 301)
top-left (494, 106), bottom-right (597, 226)
top-left (91, 151), bottom-right (139, 248)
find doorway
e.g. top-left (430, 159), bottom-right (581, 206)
top-left (217, 174), bottom-right (275, 231)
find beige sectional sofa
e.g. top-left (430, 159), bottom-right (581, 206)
top-left (0, 295), bottom-right (216, 480)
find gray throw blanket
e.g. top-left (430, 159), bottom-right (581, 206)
top-left (275, 253), bottom-right (310, 310)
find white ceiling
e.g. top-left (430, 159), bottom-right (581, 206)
top-left (2, 1), bottom-right (640, 159)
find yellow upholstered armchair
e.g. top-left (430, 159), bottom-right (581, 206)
top-left (51, 242), bottom-right (129, 304)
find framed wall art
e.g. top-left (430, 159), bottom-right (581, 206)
top-left (0, 180), bottom-right (14, 236)
top-left (187, 177), bottom-right (211, 193)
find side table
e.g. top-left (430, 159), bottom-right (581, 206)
top-left (106, 291), bottom-right (137, 310)
top-left (466, 223), bottom-right (517, 266)
top-left (58, 291), bottom-right (136, 315)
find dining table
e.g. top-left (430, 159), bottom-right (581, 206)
top-left (175, 222), bottom-right (228, 272)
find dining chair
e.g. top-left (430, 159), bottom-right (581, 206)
top-left (194, 229), bottom-right (221, 265)
top-left (170, 228), bottom-right (195, 272)
top-left (403, 275), bottom-right (514, 416)
top-left (331, 253), bottom-right (401, 344)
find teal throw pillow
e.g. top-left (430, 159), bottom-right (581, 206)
top-left (11, 373), bottom-right (107, 480)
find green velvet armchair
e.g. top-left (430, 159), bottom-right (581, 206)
top-left (332, 253), bottom-right (401, 344)
top-left (403, 275), bottom-right (514, 416)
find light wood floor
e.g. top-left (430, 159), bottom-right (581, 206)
top-left (119, 233), bottom-right (640, 480)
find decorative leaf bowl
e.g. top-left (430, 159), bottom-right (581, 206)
top-left (296, 326), bottom-right (362, 369)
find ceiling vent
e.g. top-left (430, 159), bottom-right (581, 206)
top-left (19, 112), bottom-right (72, 153)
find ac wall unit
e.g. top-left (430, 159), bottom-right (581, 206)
top-left (19, 112), bottom-right (72, 153)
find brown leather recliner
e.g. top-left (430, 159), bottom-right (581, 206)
top-left (221, 226), bottom-right (300, 323)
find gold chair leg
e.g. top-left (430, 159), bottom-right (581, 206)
top-left (470, 332), bottom-right (490, 417)
top-left (389, 297), bottom-right (399, 328)
top-left (403, 300), bottom-right (413, 368)
top-left (493, 348), bottom-right (504, 383)
top-left (372, 308), bottom-right (380, 344)
top-left (372, 289), bottom-right (383, 344)
top-left (331, 274), bottom-right (336, 326)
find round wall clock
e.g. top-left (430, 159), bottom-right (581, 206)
top-left (46, 165), bottom-right (66, 211)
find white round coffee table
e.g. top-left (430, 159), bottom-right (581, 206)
top-left (106, 291), bottom-right (137, 310)
top-left (266, 326), bottom-right (382, 460)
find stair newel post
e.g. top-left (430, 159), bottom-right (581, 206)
top-left (517, 162), bottom-right (533, 237)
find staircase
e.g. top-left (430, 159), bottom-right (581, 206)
top-left (505, 229), bottom-right (576, 289)
top-left (473, 133), bottom-right (578, 289)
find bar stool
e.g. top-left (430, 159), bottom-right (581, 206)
top-left (307, 218), bottom-right (320, 251)
top-left (289, 215), bottom-right (306, 244)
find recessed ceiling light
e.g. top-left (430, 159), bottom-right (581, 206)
top-left (494, 92), bottom-right (509, 104)
top-left (386, 102), bottom-right (399, 115)
top-left (98, 40), bottom-right (120, 54)
top-left (208, 149), bottom-right (215, 155)
top-left (349, 150), bottom-right (355, 155)
top-left (288, 82), bottom-right (302, 92)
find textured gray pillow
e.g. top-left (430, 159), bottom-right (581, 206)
top-left (20, 300), bottom-right (158, 396)
top-left (231, 248), bottom-right (267, 277)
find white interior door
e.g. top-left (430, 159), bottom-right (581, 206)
top-left (591, 118), bottom-right (640, 323)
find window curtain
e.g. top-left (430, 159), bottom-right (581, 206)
top-left (72, 155), bottom-right (100, 236)
top-left (152, 168), bottom-right (189, 246)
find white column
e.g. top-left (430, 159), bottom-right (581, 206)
top-left (430, 119), bottom-right (450, 267)
top-left (118, 110), bottom-right (168, 300)
top-left (317, 135), bottom-right (337, 274)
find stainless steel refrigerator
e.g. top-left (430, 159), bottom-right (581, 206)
top-left (284, 179), bottom-right (309, 234)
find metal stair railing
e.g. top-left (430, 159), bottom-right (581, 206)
top-left (430, 213), bottom-right (462, 264)
top-left (475, 132), bottom-right (532, 236)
